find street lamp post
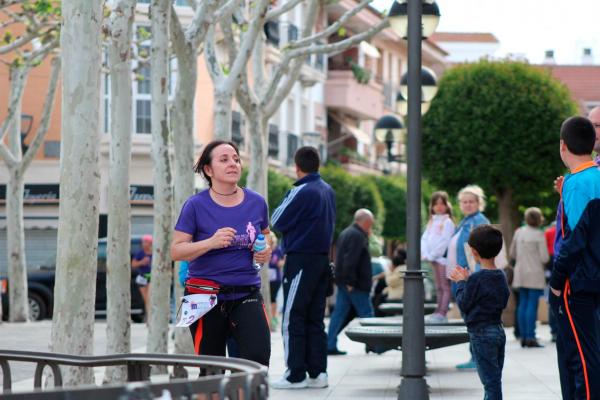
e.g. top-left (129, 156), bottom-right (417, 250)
top-left (387, 1), bottom-right (440, 399)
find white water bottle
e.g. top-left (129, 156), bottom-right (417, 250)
top-left (253, 234), bottom-right (267, 270)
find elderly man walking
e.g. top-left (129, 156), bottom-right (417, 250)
top-left (327, 209), bottom-right (375, 355)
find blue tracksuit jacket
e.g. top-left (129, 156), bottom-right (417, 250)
top-left (550, 161), bottom-right (600, 294)
top-left (271, 173), bottom-right (336, 254)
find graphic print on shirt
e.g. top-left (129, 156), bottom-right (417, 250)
top-left (230, 221), bottom-right (260, 249)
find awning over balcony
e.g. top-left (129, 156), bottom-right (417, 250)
top-left (329, 113), bottom-right (372, 145)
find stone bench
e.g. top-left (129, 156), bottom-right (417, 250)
top-left (378, 302), bottom-right (438, 316)
top-left (345, 325), bottom-right (469, 351)
top-left (359, 316), bottom-right (464, 327)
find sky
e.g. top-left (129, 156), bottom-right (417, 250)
top-left (371, 0), bottom-right (600, 65)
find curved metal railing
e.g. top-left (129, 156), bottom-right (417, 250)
top-left (0, 350), bottom-right (268, 399)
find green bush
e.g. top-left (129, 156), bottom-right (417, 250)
top-left (240, 169), bottom-right (294, 215)
top-left (266, 169), bottom-right (294, 216)
top-left (320, 165), bottom-right (384, 239)
top-left (373, 175), bottom-right (407, 241)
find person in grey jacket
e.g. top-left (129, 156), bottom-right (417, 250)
top-left (326, 209), bottom-right (375, 355)
top-left (510, 207), bottom-right (550, 348)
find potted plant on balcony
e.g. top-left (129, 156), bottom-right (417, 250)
top-left (338, 146), bottom-right (353, 163)
top-left (345, 57), bottom-right (371, 84)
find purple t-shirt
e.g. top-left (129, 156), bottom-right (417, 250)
top-left (269, 247), bottom-right (284, 283)
top-left (174, 188), bottom-right (269, 288)
top-left (133, 250), bottom-right (152, 275)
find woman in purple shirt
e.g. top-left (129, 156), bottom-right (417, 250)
top-left (171, 140), bottom-right (272, 366)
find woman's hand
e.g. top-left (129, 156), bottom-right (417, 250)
top-left (253, 245), bottom-right (272, 264)
top-left (550, 287), bottom-right (561, 297)
top-left (209, 227), bottom-right (236, 249)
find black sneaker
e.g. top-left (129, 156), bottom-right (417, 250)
top-left (327, 348), bottom-right (347, 355)
top-left (526, 339), bottom-right (544, 348)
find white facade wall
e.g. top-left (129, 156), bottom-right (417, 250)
top-left (435, 41), bottom-right (500, 63)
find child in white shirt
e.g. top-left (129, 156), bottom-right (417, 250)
top-left (421, 191), bottom-right (455, 322)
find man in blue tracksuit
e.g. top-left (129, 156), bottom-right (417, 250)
top-left (270, 146), bottom-right (336, 390)
top-left (549, 116), bottom-right (600, 400)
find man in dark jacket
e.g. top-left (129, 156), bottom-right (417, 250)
top-left (270, 147), bottom-right (336, 390)
top-left (326, 209), bottom-right (375, 355)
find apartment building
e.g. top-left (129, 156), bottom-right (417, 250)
top-left (325, 0), bottom-right (447, 175)
top-left (0, 1), bottom-right (196, 271)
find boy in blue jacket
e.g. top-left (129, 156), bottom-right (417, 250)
top-left (549, 116), bottom-right (600, 400)
top-left (450, 225), bottom-right (510, 400)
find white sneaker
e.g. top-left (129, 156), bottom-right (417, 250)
top-left (307, 372), bottom-right (328, 388)
top-left (425, 313), bottom-right (448, 323)
top-left (270, 376), bottom-right (308, 389)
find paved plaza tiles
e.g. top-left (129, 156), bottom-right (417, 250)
top-left (1, 320), bottom-right (561, 399)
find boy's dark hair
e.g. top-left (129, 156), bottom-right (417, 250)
top-left (468, 225), bottom-right (503, 259)
top-left (294, 146), bottom-right (320, 173)
top-left (560, 116), bottom-right (596, 156)
top-left (193, 140), bottom-right (240, 187)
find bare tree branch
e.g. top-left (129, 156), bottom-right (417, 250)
top-left (0, 0), bottom-right (23, 8)
top-left (25, 38), bottom-right (59, 66)
top-left (0, 23), bottom-right (58, 55)
top-left (204, 25), bottom-right (224, 82)
top-left (0, 31), bottom-right (40, 55)
top-left (0, 17), bottom-right (17, 29)
top-left (235, 68), bottom-right (257, 114)
top-left (222, 0), bottom-right (270, 93)
top-left (266, 0), bottom-right (304, 21)
top-left (214, 0), bottom-right (241, 22)
top-left (0, 142), bottom-right (17, 168)
top-left (1, 5), bottom-right (27, 23)
top-left (264, 0), bottom-right (319, 116)
top-left (21, 55), bottom-right (60, 170)
top-left (170, 3), bottom-right (189, 57)
top-left (220, 18), bottom-right (237, 68)
top-left (289, 18), bottom-right (388, 58)
top-left (263, 18), bottom-right (389, 107)
top-left (287, 0), bottom-right (372, 50)
top-left (251, 33), bottom-right (265, 98)
top-left (186, 0), bottom-right (197, 11)
top-left (187, 0), bottom-right (220, 49)
top-left (0, 68), bottom-right (28, 144)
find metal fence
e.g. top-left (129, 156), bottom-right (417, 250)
top-left (0, 350), bottom-right (268, 400)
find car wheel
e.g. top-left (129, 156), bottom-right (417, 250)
top-left (28, 292), bottom-right (47, 321)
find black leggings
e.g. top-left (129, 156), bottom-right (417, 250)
top-left (187, 290), bottom-right (271, 367)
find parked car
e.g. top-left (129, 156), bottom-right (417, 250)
top-left (1, 236), bottom-right (146, 322)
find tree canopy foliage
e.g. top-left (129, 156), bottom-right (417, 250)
top-left (422, 60), bottom-right (578, 232)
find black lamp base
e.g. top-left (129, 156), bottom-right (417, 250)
top-left (398, 377), bottom-right (429, 400)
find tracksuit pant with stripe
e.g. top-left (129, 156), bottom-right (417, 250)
top-left (549, 284), bottom-right (600, 400)
top-left (281, 252), bottom-right (330, 383)
top-left (187, 289), bottom-right (271, 367)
